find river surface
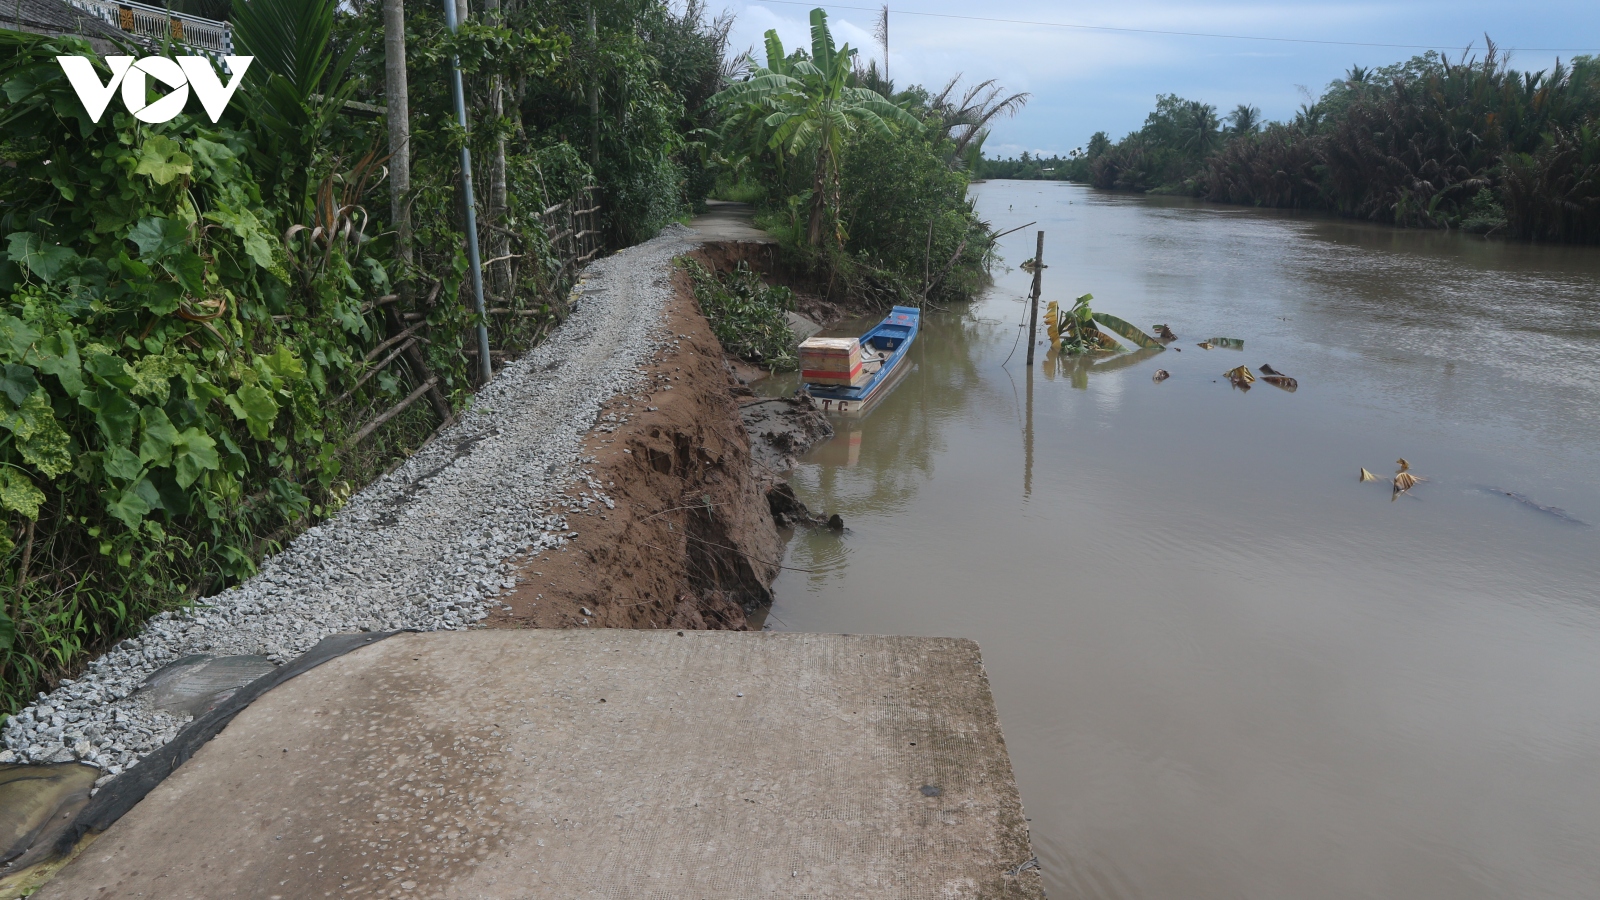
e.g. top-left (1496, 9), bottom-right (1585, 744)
top-left (763, 181), bottom-right (1600, 900)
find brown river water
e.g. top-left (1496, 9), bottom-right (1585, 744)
top-left (761, 180), bottom-right (1600, 900)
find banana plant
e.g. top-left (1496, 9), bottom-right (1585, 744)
top-left (1045, 293), bottom-right (1165, 356)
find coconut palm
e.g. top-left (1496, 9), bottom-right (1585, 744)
top-left (712, 8), bottom-right (919, 246)
top-left (1225, 103), bottom-right (1261, 136)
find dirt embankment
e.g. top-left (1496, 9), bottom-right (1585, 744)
top-left (488, 245), bottom-right (830, 633)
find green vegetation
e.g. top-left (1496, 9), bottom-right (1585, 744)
top-left (710, 8), bottom-right (1020, 306)
top-left (0, 0), bottom-right (730, 712)
top-left (997, 45), bottom-right (1600, 243)
top-left (680, 259), bottom-right (797, 370)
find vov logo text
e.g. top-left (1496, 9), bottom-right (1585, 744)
top-left (55, 56), bottom-right (254, 124)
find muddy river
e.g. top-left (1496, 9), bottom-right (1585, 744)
top-left (764, 181), bottom-right (1600, 899)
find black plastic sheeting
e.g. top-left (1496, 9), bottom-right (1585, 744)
top-left (52, 631), bottom-right (402, 857)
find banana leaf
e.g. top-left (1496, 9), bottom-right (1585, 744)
top-left (1091, 313), bottom-right (1164, 350)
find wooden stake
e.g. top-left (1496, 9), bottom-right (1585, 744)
top-left (1025, 230), bottom-right (1044, 365)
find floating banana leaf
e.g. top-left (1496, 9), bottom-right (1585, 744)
top-left (1092, 313), bottom-right (1164, 350)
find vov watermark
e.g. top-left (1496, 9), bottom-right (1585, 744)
top-left (55, 56), bottom-right (254, 124)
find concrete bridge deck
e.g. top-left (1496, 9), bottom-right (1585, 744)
top-left (39, 630), bottom-right (1042, 898)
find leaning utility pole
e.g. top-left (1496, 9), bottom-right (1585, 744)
top-left (1026, 230), bottom-right (1044, 365)
top-left (443, 0), bottom-right (493, 383)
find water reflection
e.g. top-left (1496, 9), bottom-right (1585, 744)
top-left (772, 180), bottom-right (1600, 900)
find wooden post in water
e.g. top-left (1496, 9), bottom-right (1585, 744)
top-left (1025, 230), bottom-right (1044, 366)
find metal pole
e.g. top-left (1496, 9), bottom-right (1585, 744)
top-left (1025, 230), bottom-right (1044, 365)
top-left (444, 0), bottom-right (493, 383)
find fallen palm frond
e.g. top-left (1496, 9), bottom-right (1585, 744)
top-left (1224, 365), bottom-right (1255, 387)
top-left (1392, 471), bottom-right (1420, 500)
top-left (1360, 468), bottom-right (1380, 482)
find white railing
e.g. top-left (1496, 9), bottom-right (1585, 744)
top-left (65, 0), bottom-right (232, 57)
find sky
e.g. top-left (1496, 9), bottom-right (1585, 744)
top-left (711, 1), bottom-right (1600, 158)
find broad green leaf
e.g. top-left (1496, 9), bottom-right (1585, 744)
top-left (103, 446), bottom-right (143, 482)
top-left (260, 346), bottom-right (305, 382)
top-left (2, 390), bottom-right (72, 478)
top-left (0, 467), bottom-right (46, 519)
top-left (0, 315), bottom-right (41, 361)
top-left (1092, 313), bottom-right (1165, 351)
top-left (1, 364), bottom-right (39, 405)
top-left (83, 350), bottom-right (136, 389)
top-left (5, 232), bottom-right (78, 283)
top-left (205, 207), bottom-right (288, 282)
top-left (137, 406), bottom-right (180, 467)
top-left (34, 330), bottom-right (84, 396)
top-left (80, 384), bottom-right (140, 447)
top-left (105, 480), bottom-right (154, 529)
top-left (127, 217), bottom-right (189, 260)
top-left (229, 385), bottom-right (279, 440)
top-left (164, 249), bottom-right (206, 295)
top-left (133, 135), bottom-right (194, 185)
top-left (172, 428), bottom-right (219, 488)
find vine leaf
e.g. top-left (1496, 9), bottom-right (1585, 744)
top-left (228, 385), bottom-right (279, 440)
top-left (106, 480), bottom-right (156, 529)
top-left (1, 364), bottom-right (39, 405)
top-left (137, 406), bottom-right (181, 467)
top-left (79, 384), bottom-right (140, 448)
top-left (0, 467), bottom-right (46, 520)
top-left (5, 232), bottom-right (77, 283)
top-left (102, 446), bottom-right (144, 483)
top-left (34, 330), bottom-right (84, 396)
top-left (172, 428), bottom-right (220, 488)
top-left (3, 390), bottom-right (72, 477)
top-left (133, 135), bottom-right (194, 186)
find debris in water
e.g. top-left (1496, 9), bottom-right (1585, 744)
top-left (1396, 458), bottom-right (1411, 472)
top-left (1196, 341), bottom-right (1215, 350)
top-left (827, 514), bottom-right (845, 531)
top-left (1360, 468), bottom-right (1380, 482)
top-left (1392, 471), bottom-right (1420, 500)
top-left (1261, 375), bottom-right (1298, 391)
top-left (1224, 365), bottom-right (1256, 388)
top-left (1484, 488), bottom-right (1591, 526)
top-left (1207, 338), bottom-right (1245, 350)
top-left (1152, 369), bottom-right (1171, 383)
top-left (1259, 363), bottom-right (1285, 375)
top-left (1153, 324), bottom-right (1177, 342)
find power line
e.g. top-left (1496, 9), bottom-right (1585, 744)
top-left (746, 0), bottom-right (1600, 54)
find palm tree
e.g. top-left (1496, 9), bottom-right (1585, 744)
top-left (1225, 103), bottom-right (1261, 136)
top-left (712, 8), bottom-right (919, 246)
top-left (1177, 100), bottom-right (1221, 156)
top-left (922, 75), bottom-right (1030, 166)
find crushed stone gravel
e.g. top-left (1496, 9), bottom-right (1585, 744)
top-left (1, 226), bottom-right (703, 780)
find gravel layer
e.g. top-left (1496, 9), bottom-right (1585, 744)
top-left (1, 226), bottom-right (701, 779)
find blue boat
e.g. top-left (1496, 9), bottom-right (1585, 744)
top-left (804, 306), bottom-right (920, 415)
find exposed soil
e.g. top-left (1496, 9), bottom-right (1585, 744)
top-left (488, 247), bottom-right (831, 633)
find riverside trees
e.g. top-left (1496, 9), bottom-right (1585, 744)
top-left (1063, 45), bottom-right (1600, 243)
top-left (710, 8), bottom-right (1015, 306)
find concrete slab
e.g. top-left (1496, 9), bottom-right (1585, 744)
top-left (40, 630), bottom-right (1042, 899)
top-left (689, 200), bottom-right (776, 243)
